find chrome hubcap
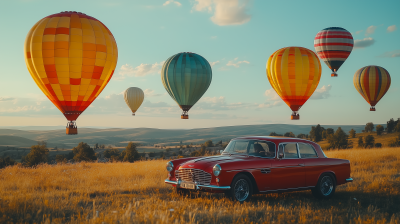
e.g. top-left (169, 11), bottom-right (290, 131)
top-left (234, 179), bottom-right (249, 201)
top-left (320, 176), bottom-right (333, 196)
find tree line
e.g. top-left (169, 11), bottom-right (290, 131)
top-left (0, 141), bottom-right (140, 169)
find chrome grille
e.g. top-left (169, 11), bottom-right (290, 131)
top-left (175, 168), bottom-right (211, 185)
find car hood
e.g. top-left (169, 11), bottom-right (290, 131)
top-left (179, 155), bottom-right (247, 172)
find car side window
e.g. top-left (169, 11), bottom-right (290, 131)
top-left (248, 141), bottom-right (275, 158)
top-left (282, 143), bottom-right (299, 158)
top-left (222, 141), bottom-right (235, 154)
top-left (298, 143), bottom-right (318, 158)
top-left (231, 141), bottom-right (249, 154)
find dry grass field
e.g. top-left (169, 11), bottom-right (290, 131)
top-left (1, 147), bottom-right (399, 224)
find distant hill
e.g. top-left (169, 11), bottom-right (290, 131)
top-left (0, 124), bottom-right (370, 148)
top-left (0, 135), bottom-right (37, 147)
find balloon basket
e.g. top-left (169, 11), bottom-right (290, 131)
top-left (370, 107), bottom-right (376, 111)
top-left (132, 113), bottom-right (135, 116)
top-left (181, 115), bottom-right (189, 119)
top-left (291, 115), bottom-right (299, 120)
top-left (331, 73), bottom-right (337, 77)
top-left (66, 127), bottom-right (78, 135)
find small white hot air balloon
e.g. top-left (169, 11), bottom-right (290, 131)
top-left (123, 87), bottom-right (144, 116)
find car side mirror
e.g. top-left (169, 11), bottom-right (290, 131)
top-left (278, 153), bottom-right (284, 159)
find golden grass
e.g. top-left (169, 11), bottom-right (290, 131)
top-left (1, 147), bottom-right (400, 223)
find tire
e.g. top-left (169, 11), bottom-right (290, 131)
top-left (225, 174), bottom-right (253, 202)
top-left (312, 173), bottom-right (336, 199)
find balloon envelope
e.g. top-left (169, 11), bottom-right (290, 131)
top-left (24, 11), bottom-right (118, 123)
top-left (161, 52), bottom-right (212, 119)
top-left (314, 27), bottom-right (353, 77)
top-left (353, 66), bottom-right (391, 111)
top-left (124, 87), bottom-right (144, 115)
top-left (266, 47), bottom-right (322, 120)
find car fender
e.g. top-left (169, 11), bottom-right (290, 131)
top-left (230, 171), bottom-right (260, 193)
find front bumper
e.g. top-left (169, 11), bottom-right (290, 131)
top-left (346, 178), bottom-right (353, 183)
top-left (165, 179), bottom-right (231, 190)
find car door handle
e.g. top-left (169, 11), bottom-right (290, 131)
top-left (298, 164), bottom-right (305, 166)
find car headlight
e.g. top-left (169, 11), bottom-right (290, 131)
top-left (166, 161), bottom-right (174, 172)
top-left (213, 164), bottom-right (221, 176)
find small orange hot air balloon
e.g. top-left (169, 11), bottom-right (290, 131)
top-left (24, 11), bottom-right (118, 134)
top-left (266, 47), bottom-right (322, 120)
top-left (353, 66), bottom-right (391, 111)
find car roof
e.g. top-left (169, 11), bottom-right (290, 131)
top-left (233, 136), bottom-right (315, 143)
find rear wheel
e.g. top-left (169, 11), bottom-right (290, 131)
top-left (312, 173), bottom-right (336, 199)
top-left (225, 174), bottom-right (253, 202)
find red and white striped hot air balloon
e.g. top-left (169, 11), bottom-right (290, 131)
top-left (314, 27), bottom-right (353, 77)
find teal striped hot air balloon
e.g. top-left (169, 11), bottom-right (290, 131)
top-left (161, 52), bottom-right (212, 119)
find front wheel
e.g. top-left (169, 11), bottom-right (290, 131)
top-left (312, 173), bottom-right (336, 199)
top-left (225, 174), bottom-right (253, 202)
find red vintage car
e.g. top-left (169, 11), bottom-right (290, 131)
top-left (165, 136), bottom-right (353, 202)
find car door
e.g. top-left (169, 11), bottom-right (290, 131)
top-left (298, 143), bottom-right (322, 187)
top-left (270, 142), bottom-right (306, 190)
top-left (247, 140), bottom-right (275, 191)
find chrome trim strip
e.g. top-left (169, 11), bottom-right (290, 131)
top-left (164, 179), bottom-right (231, 190)
top-left (346, 178), bottom-right (353, 183)
top-left (165, 179), bottom-right (178, 185)
top-left (259, 186), bottom-right (315, 193)
top-left (271, 165), bottom-right (304, 169)
top-left (226, 167), bottom-right (271, 172)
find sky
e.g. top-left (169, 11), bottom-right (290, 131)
top-left (0, 0), bottom-right (399, 129)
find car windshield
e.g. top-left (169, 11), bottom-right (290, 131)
top-left (222, 139), bottom-right (276, 158)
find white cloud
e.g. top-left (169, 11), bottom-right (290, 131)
top-left (365, 25), bottom-right (377, 36)
top-left (264, 89), bottom-right (280, 101)
top-left (387, 25), bottom-right (397, 33)
top-left (163, 0), bottom-right (182, 6)
top-left (378, 50), bottom-right (400, 58)
top-left (142, 101), bottom-right (171, 108)
top-left (226, 58), bottom-right (250, 67)
top-left (144, 89), bottom-right (164, 97)
top-left (354, 30), bottom-right (363, 35)
top-left (258, 101), bottom-right (282, 108)
top-left (118, 62), bottom-right (164, 79)
top-left (354, 37), bottom-right (375, 49)
top-left (310, 85), bottom-right (332, 100)
top-left (196, 96), bottom-right (251, 110)
top-left (0, 97), bottom-right (56, 116)
top-left (193, 0), bottom-right (252, 26)
top-left (0, 97), bottom-right (14, 102)
top-left (210, 61), bottom-right (220, 67)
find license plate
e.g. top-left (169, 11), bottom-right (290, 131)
top-left (181, 182), bottom-right (195, 189)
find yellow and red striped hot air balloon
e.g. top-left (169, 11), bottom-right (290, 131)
top-left (266, 47), bottom-right (322, 120)
top-left (353, 66), bottom-right (391, 111)
top-left (24, 11), bottom-right (118, 135)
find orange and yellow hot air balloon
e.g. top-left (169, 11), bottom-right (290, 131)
top-left (266, 47), bottom-right (321, 120)
top-left (24, 11), bottom-right (118, 135)
top-left (353, 66), bottom-right (391, 111)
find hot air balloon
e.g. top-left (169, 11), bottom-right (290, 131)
top-left (161, 52), bottom-right (212, 119)
top-left (124, 87), bottom-right (144, 116)
top-left (24, 11), bottom-right (118, 135)
top-left (314, 27), bottom-right (353, 77)
top-left (353, 66), bottom-right (391, 111)
top-left (266, 47), bottom-right (322, 120)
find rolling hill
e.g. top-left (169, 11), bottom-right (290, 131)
top-left (0, 124), bottom-right (369, 148)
